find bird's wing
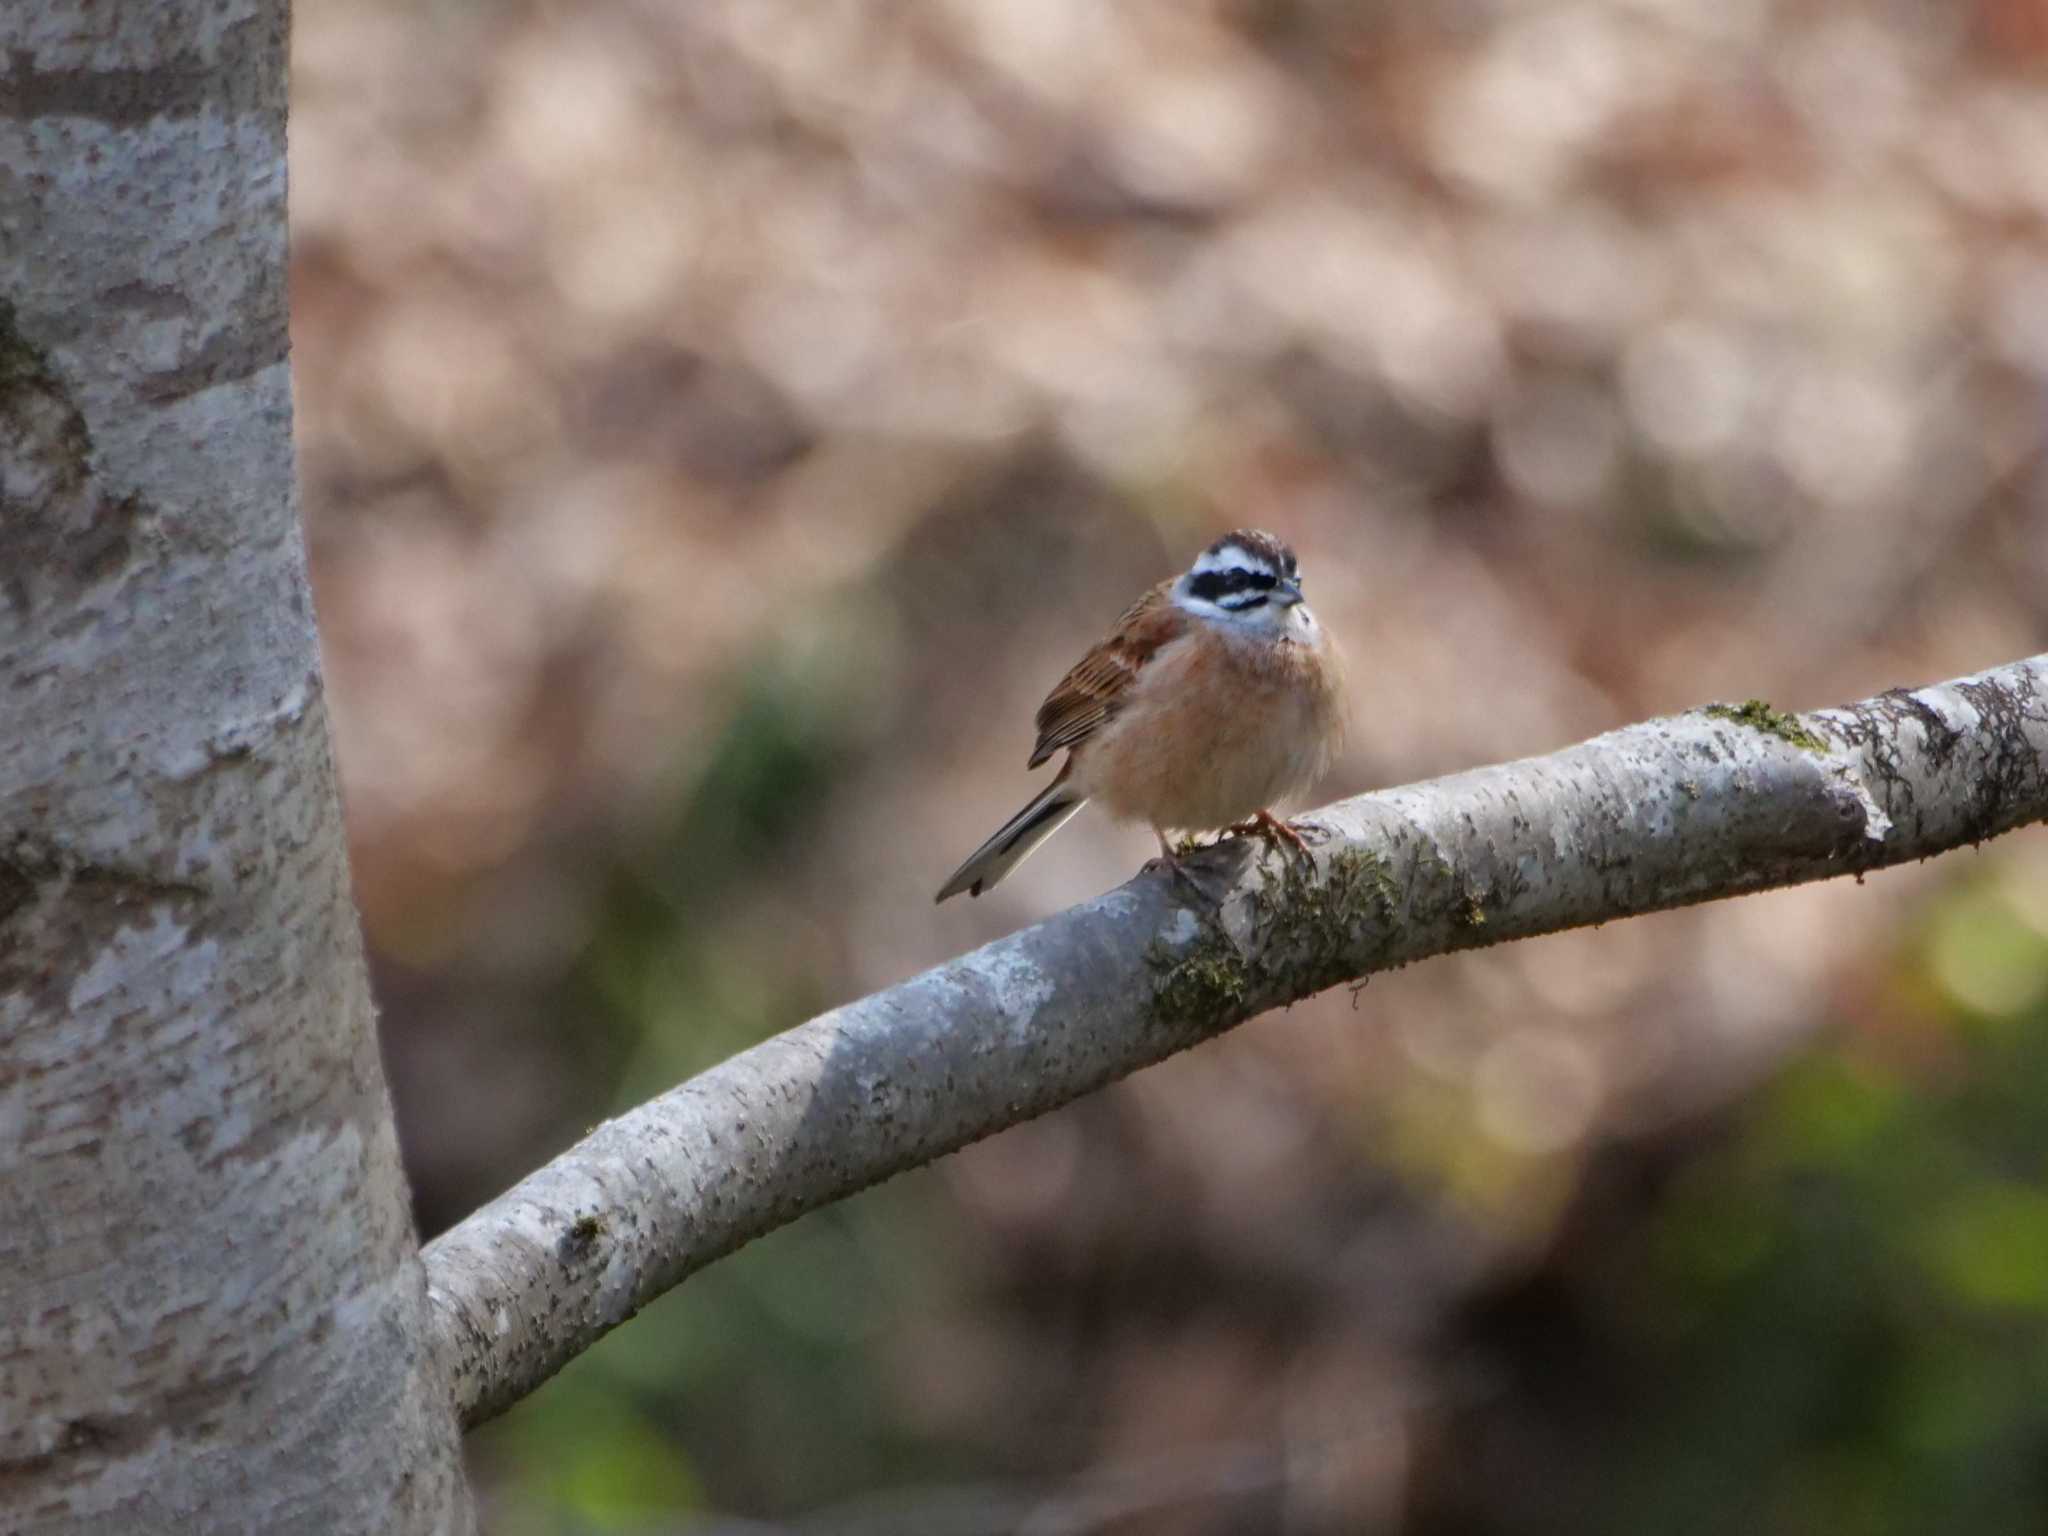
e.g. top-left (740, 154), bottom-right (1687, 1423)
top-left (1027, 580), bottom-right (1185, 769)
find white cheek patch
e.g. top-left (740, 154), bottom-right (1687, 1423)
top-left (1174, 590), bottom-right (1231, 621)
top-left (1177, 591), bottom-right (1283, 631)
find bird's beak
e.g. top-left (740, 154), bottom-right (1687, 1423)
top-left (1274, 579), bottom-right (1305, 607)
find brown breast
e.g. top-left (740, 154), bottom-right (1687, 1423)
top-left (1071, 622), bottom-right (1345, 830)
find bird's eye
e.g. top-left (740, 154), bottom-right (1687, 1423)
top-left (1248, 569), bottom-right (1277, 590)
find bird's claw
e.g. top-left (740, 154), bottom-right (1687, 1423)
top-left (1227, 809), bottom-right (1315, 866)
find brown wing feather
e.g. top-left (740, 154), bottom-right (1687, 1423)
top-left (1028, 580), bottom-right (1184, 769)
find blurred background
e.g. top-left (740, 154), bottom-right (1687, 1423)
top-left (289, 0), bottom-right (2048, 1530)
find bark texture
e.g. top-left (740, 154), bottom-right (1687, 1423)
top-left (0, 4), bottom-right (471, 1530)
top-left (425, 655), bottom-right (2048, 1426)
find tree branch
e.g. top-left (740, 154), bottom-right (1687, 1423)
top-left (423, 654), bottom-right (2048, 1426)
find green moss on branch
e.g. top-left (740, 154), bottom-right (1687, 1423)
top-left (1704, 698), bottom-right (1829, 754)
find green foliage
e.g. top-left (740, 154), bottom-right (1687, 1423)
top-left (1606, 869), bottom-right (2048, 1536)
top-left (478, 625), bottom-right (993, 1528)
top-left (473, 1186), bottom-right (973, 1530)
top-left (486, 1388), bottom-right (701, 1534)
top-left (578, 634), bottom-right (867, 1093)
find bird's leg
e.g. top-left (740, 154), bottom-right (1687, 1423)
top-left (1226, 808), bottom-right (1314, 863)
top-left (1147, 825), bottom-right (1219, 905)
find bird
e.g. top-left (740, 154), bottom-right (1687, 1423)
top-left (936, 528), bottom-right (1347, 902)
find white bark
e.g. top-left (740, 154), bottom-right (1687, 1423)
top-left (424, 656), bottom-right (2048, 1426)
top-left (0, 4), bottom-right (470, 1530)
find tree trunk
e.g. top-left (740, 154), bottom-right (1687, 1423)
top-left (0, 3), bottom-right (472, 1530)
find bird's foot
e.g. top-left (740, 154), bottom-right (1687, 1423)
top-left (1227, 809), bottom-right (1314, 865)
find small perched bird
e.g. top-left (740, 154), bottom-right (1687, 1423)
top-left (936, 529), bottom-right (1346, 902)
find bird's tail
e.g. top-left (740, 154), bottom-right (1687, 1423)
top-left (935, 779), bottom-right (1087, 902)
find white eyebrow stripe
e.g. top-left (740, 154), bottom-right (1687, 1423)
top-left (1190, 543), bottom-right (1276, 578)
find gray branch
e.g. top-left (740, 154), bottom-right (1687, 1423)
top-left (423, 654), bottom-right (2048, 1426)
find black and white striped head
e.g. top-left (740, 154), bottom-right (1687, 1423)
top-left (1173, 529), bottom-right (1310, 631)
